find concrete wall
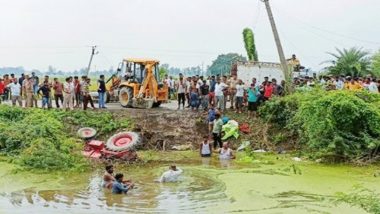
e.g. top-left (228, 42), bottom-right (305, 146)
top-left (237, 62), bottom-right (284, 85)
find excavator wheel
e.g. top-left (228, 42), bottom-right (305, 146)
top-left (152, 101), bottom-right (161, 108)
top-left (119, 87), bottom-right (133, 108)
top-left (106, 91), bottom-right (111, 103)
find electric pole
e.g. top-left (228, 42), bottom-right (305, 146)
top-left (86, 45), bottom-right (98, 76)
top-left (261, 0), bottom-right (292, 92)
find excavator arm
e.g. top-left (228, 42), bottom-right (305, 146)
top-left (137, 63), bottom-right (158, 102)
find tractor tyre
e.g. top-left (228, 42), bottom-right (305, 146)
top-left (152, 101), bottom-right (162, 108)
top-left (106, 132), bottom-right (141, 152)
top-left (119, 87), bottom-right (133, 108)
top-left (77, 127), bottom-right (97, 140)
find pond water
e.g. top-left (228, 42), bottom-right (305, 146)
top-left (0, 152), bottom-right (379, 214)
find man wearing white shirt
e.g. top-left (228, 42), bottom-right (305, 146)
top-left (7, 78), bottom-right (22, 106)
top-left (368, 78), bottom-right (379, 93)
top-left (235, 79), bottom-right (245, 113)
top-left (176, 73), bottom-right (187, 110)
top-left (63, 77), bottom-right (74, 110)
top-left (215, 78), bottom-right (228, 112)
top-left (185, 77), bottom-right (192, 108)
top-left (335, 76), bottom-right (344, 90)
top-left (197, 76), bottom-right (204, 87)
top-left (69, 76), bottom-right (75, 108)
top-left (164, 75), bottom-right (172, 99)
top-left (159, 165), bottom-right (183, 183)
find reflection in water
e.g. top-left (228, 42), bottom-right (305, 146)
top-left (0, 165), bottom-right (228, 213)
top-left (219, 159), bottom-right (232, 169)
top-left (201, 157), bottom-right (211, 166)
top-left (1, 154), bottom-right (370, 214)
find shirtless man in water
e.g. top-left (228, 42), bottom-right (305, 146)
top-left (103, 164), bottom-right (134, 189)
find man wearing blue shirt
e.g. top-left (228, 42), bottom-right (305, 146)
top-left (247, 83), bottom-right (259, 118)
top-left (112, 173), bottom-right (133, 194)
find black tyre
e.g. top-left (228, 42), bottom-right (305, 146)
top-left (152, 101), bottom-right (161, 108)
top-left (106, 91), bottom-right (111, 103)
top-left (119, 87), bottom-right (133, 108)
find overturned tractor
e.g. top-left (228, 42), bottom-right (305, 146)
top-left (78, 128), bottom-right (140, 161)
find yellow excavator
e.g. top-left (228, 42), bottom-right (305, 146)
top-left (105, 58), bottom-right (168, 108)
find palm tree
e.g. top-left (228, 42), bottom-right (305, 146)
top-left (243, 28), bottom-right (258, 61)
top-left (371, 50), bottom-right (380, 77)
top-left (324, 47), bottom-right (371, 77)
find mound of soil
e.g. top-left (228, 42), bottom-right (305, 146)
top-left (111, 108), bottom-right (208, 151)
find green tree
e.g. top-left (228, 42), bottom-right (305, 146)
top-left (243, 28), bottom-right (258, 61)
top-left (159, 66), bottom-right (168, 80)
top-left (207, 53), bottom-right (246, 76)
top-left (371, 50), bottom-right (380, 77)
top-left (324, 47), bottom-right (371, 77)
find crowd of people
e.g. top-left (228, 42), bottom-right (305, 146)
top-left (0, 72), bottom-right (107, 110)
top-left (294, 74), bottom-right (380, 93)
top-left (164, 73), bottom-right (285, 116)
top-left (163, 72), bottom-right (380, 118)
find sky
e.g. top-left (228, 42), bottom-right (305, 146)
top-left (0, 0), bottom-right (379, 72)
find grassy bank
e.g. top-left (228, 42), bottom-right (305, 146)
top-left (0, 105), bottom-right (132, 171)
top-left (258, 89), bottom-right (380, 163)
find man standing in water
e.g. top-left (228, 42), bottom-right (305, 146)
top-left (103, 165), bottom-right (134, 189)
top-left (200, 136), bottom-right (212, 157)
top-left (103, 165), bottom-right (116, 189)
top-left (112, 173), bottom-right (134, 194)
top-left (159, 164), bottom-right (183, 183)
top-left (219, 142), bottom-right (235, 160)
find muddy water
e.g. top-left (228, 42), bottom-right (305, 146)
top-left (0, 152), bottom-right (379, 214)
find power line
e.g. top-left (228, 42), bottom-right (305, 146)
top-left (270, 4), bottom-right (351, 47)
top-left (252, 0), bottom-right (262, 29)
top-left (271, 3), bottom-right (380, 45)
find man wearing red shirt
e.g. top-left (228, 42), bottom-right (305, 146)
top-left (0, 78), bottom-right (4, 103)
top-left (3, 74), bottom-right (11, 101)
top-left (74, 76), bottom-right (81, 108)
top-left (263, 81), bottom-right (273, 101)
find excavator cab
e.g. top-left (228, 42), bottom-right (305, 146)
top-left (119, 60), bottom-right (160, 84)
top-left (117, 58), bottom-right (168, 108)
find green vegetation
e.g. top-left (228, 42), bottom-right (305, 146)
top-left (207, 53), bottom-right (246, 76)
top-left (0, 105), bottom-right (132, 171)
top-left (372, 50), bottom-right (380, 76)
top-left (335, 187), bottom-right (380, 214)
top-left (260, 89), bottom-right (380, 162)
top-left (324, 47), bottom-right (372, 77)
top-left (159, 65), bottom-right (168, 80)
top-left (243, 28), bottom-right (258, 61)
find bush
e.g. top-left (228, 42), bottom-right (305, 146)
top-left (335, 187), bottom-right (380, 214)
top-left (0, 105), bottom-right (132, 171)
top-left (259, 90), bottom-right (380, 161)
top-left (20, 138), bottom-right (87, 171)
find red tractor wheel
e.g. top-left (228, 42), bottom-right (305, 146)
top-left (106, 132), bottom-right (141, 152)
top-left (77, 127), bottom-right (97, 139)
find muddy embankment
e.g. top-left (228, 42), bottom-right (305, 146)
top-left (111, 108), bottom-right (208, 151)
